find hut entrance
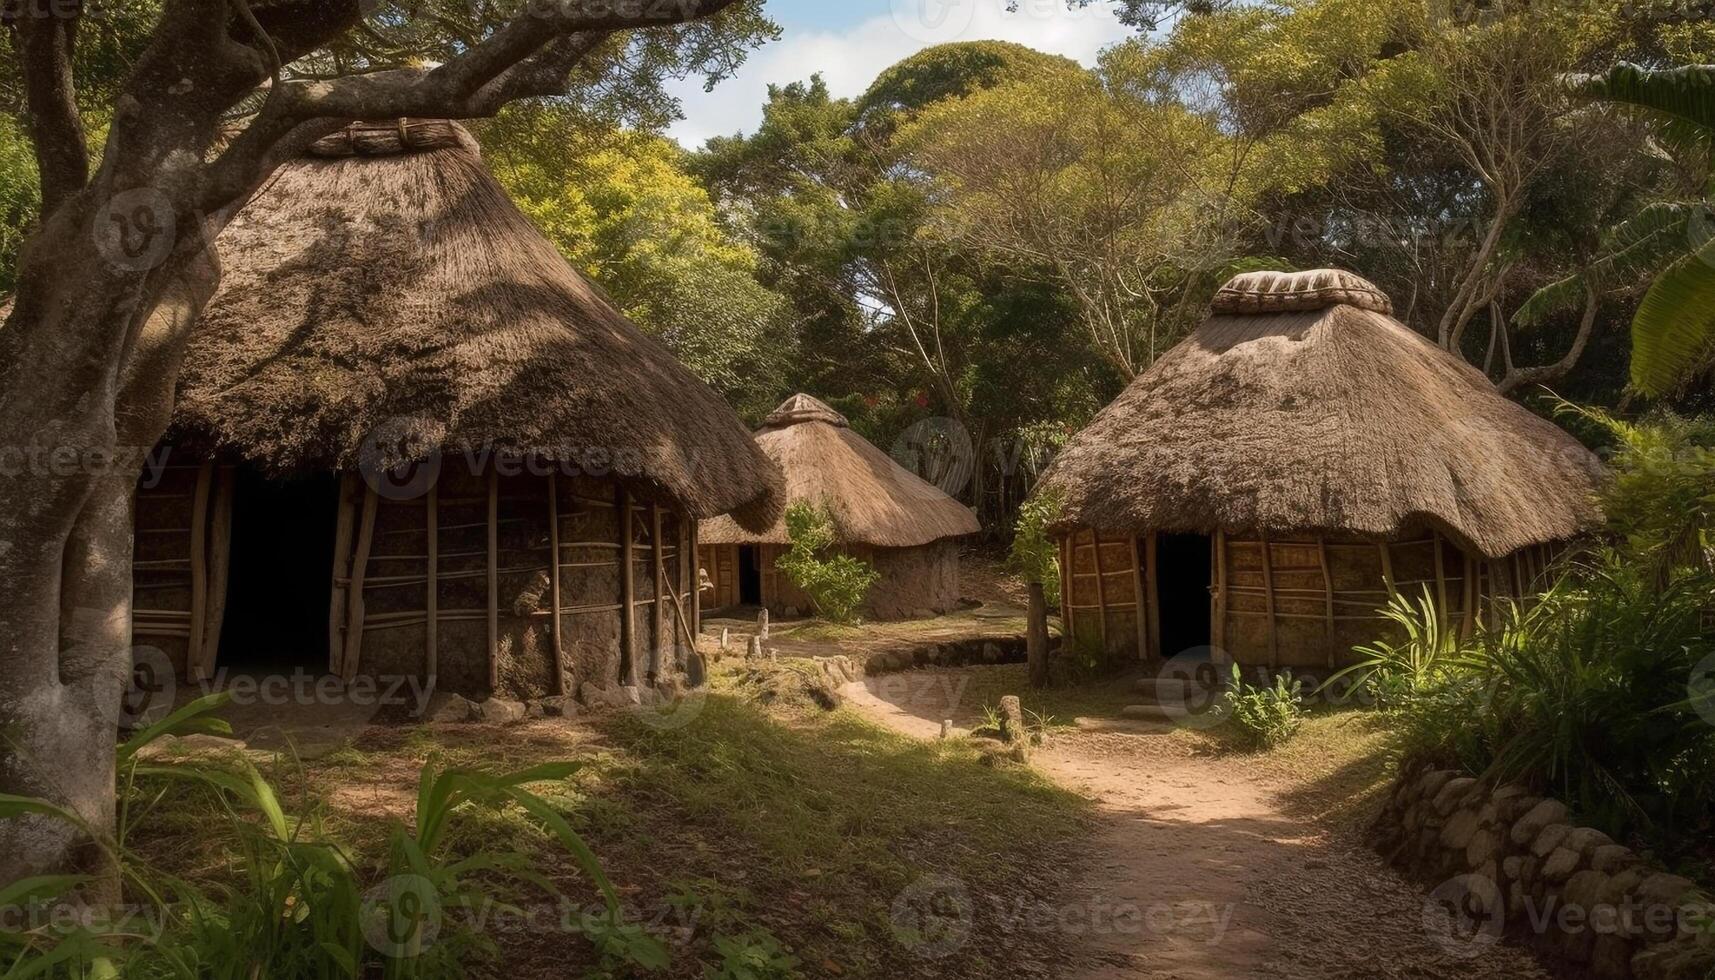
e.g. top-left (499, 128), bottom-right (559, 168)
top-left (737, 546), bottom-right (763, 606)
top-left (218, 468), bottom-right (341, 672)
top-left (1156, 533), bottom-right (1213, 658)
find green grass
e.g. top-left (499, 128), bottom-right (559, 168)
top-left (126, 674), bottom-right (1094, 979)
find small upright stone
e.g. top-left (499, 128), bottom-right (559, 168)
top-left (748, 636), bottom-right (763, 660)
top-left (941, 719), bottom-right (954, 739)
top-left (757, 608), bottom-right (770, 640)
top-left (720, 627), bottom-right (730, 651)
top-left (998, 695), bottom-right (1026, 744)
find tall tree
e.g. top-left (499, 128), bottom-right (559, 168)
top-left (0, 0), bottom-right (773, 890)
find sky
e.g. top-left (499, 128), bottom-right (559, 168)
top-left (665, 0), bottom-right (1136, 148)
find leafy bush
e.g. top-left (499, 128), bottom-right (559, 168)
top-left (704, 929), bottom-right (799, 980)
top-left (1010, 490), bottom-right (1063, 609)
top-left (0, 695), bottom-right (661, 978)
top-left (1219, 665), bottom-right (1305, 750)
top-left (776, 501), bottom-right (880, 623)
top-left (1323, 587), bottom-right (1472, 710)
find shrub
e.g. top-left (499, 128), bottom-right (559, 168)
top-left (1219, 664), bottom-right (1305, 750)
top-left (1010, 490), bottom-right (1062, 609)
top-left (1322, 587), bottom-right (1472, 710)
top-left (776, 501), bottom-right (880, 623)
top-left (0, 695), bottom-right (660, 978)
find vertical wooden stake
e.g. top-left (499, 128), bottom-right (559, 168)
top-left (1092, 531), bottom-right (1111, 650)
top-left (1433, 534), bottom-right (1450, 627)
top-left (198, 465), bottom-right (236, 679)
top-left (328, 473), bottom-right (360, 673)
top-left (186, 461), bottom-right (215, 680)
top-left (689, 518), bottom-right (701, 635)
top-left (426, 478), bottom-right (439, 687)
top-left (1259, 531), bottom-right (1279, 670)
top-left (1460, 551), bottom-right (1477, 642)
top-left (619, 486), bottom-right (636, 688)
top-left (1059, 534), bottom-right (1075, 642)
top-left (1212, 530), bottom-right (1228, 654)
top-left (651, 502), bottom-right (665, 685)
top-left (1316, 535), bottom-right (1336, 669)
top-left (546, 471), bottom-right (564, 695)
top-left (342, 486), bottom-right (379, 682)
top-left (1129, 533), bottom-right (1147, 660)
top-left (1145, 533), bottom-right (1162, 662)
top-left (1378, 542), bottom-right (1396, 595)
top-left (486, 466), bottom-right (499, 690)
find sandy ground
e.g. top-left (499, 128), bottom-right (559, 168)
top-left (841, 672), bottom-right (1554, 980)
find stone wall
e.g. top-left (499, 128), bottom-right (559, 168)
top-left (1372, 763), bottom-right (1714, 979)
top-left (858, 635), bottom-right (1028, 676)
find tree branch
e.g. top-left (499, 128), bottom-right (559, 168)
top-left (8, 3), bottom-right (89, 215)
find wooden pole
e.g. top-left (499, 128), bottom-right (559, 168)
top-left (426, 478), bottom-right (439, 687)
top-left (1433, 534), bottom-right (1450, 628)
top-left (1212, 530), bottom-right (1228, 654)
top-left (1460, 551), bottom-right (1477, 642)
top-left (486, 465), bottom-right (499, 690)
top-left (1316, 535), bottom-right (1336, 669)
top-left (197, 465), bottom-right (235, 679)
top-left (342, 486), bottom-right (379, 682)
top-left (186, 461), bottom-right (215, 680)
top-left (689, 518), bottom-right (701, 635)
top-left (1130, 534), bottom-right (1148, 661)
top-left (546, 472), bottom-right (565, 694)
top-left (619, 486), bottom-right (636, 688)
top-left (1259, 531), bottom-right (1279, 669)
top-left (1145, 533), bottom-right (1162, 661)
top-left (1059, 534), bottom-right (1075, 643)
top-left (328, 473), bottom-right (360, 673)
top-left (1378, 542), bottom-right (1396, 594)
top-left (1090, 531), bottom-right (1109, 651)
top-left (651, 502), bottom-right (665, 685)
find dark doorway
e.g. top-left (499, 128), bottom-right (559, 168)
top-left (738, 545), bottom-right (764, 605)
top-left (218, 468), bottom-right (340, 672)
top-left (1156, 533), bottom-right (1214, 659)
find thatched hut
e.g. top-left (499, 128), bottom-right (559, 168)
top-left (698, 395), bottom-right (980, 619)
top-left (132, 120), bottom-right (781, 701)
top-left (1034, 269), bottom-right (1606, 669)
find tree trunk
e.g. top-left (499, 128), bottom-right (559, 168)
top-left (1027, 581), bottom-right (1050, 690)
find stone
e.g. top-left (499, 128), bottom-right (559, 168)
top-left (1532, 822), bottom-right (1574, 857)
top-left (757, 608), bottom-right (769, 640)
top-left (1439, 808), bottom-right (1484, 850)
top-left (422, 692), bottom-right (476, 724)
top-left (719, 628), bottom-right (729, 651)
top-left (1419, 769), bottom-right (1457, 800)
top-left (1632, 935), bottom-right (1715, 979)
top-left (1466, 828), bottom-right (1502, 868)
top-left (1542, 846), bottom-right (1586, 883)
top-left (1432, 776), bottom-right (1478, 815)
top-left (1565, 869), bottom-right (1614, 916)
top-left (525, 701), bottom-right (545, 719)
top-left (1634, 874), bottom-right (1701, 942)
top-left (1591, 844), bottom-right (1640, 875)
top-left (783, 606), bottom-right (801, 618)
top-left (537, 695), bottom-right (577, 718)
top-left (747, 636), bottom-right (763, 660)
top-left (473, 698), bottom-right (527, 724)
top-left (1503, 855), bottom-right (1524, 882)
top-left (940, 719), bottom-right (954, 739)
top-left (1590, 935), bottom-right (1633, 980)
top-left (1120, 703), bottom-right (1186, 722)
top-left (1564, 826), bottom-right (1616, 857)
top-left (982, 642), bottom-right (1002, 663)
top-left (1499, 794), bottom-right (1544, 824)
top-left (1512, 799), bottom-right (1572, 845)
top-left (998, 695), bottom-right (1026, 744)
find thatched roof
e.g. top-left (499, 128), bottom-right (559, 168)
top-left (700, 395), bottom-right (980, 548)
top-left (169, 120), bottom-right (780, 528)
top-left (1036, 269), bottom-right (1606, 558)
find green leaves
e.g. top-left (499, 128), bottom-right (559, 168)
top-left (776, 502), bottom-right (880, 624)
top-left (1574, 62), bottom-right (1715, 134)
top-left (1630, 236), bottom-right (1715, 395)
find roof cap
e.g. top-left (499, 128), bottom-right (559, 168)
top-left (763, 393), bottom-right (849, 429)
top-left (1212, 268), bottom-right (1393, 316)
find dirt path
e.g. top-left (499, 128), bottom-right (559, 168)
top-left (841, 674), bottom-right (1551, 980)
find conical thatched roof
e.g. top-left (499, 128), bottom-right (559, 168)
top-left (1036, 269), bottom-right (1606, 558)
top-left (700, 395), bottom-right (980, 548)
top-left (169, 120), bottom-right (779, 528)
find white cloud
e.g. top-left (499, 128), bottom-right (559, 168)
top-left (667, 0), bottom-right (1132, 149)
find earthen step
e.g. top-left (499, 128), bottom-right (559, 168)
top-left (1120, 702), bottom-right (1189, 722)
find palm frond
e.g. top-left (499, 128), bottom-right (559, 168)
top-left (1630, 236), bottom-right (1715, 395)
top-left (1573, 62), bottom-right (1715, 132)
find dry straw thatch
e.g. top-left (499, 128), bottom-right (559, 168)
top-left (1037, 269), bottom-right (1606, 558)
top-left (700, 394), bottom-right (980, 548)
top-left (169, 119), bottom-right (780, 527)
